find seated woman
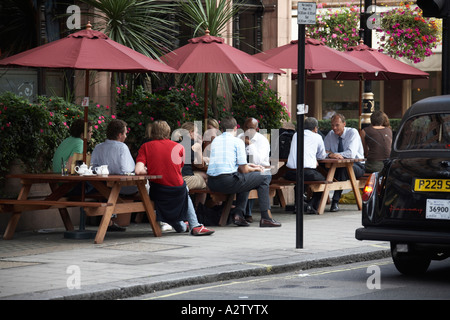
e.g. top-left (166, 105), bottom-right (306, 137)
top-left (135, 120), bottom-right (214, 236)
top-left (175, 122), bottom-right (208, 208)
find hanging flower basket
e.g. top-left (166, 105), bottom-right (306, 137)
top-left (375, 3), bottom-right (440, 63)
top-left (307, 4), bottom-right (361, 51)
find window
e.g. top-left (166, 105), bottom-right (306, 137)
top-left (396, 113), bottom-right (450, 150)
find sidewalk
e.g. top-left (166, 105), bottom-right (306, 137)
top-left (0, 204), bottom-right (390, 300)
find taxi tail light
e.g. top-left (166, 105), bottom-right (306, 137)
top-left (362, 173), bottom-right (376, 202)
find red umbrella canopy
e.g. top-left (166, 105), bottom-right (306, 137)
top-left (0, 24), bottom-right (177, 162)
top-left (344, 42), bottom-right (429, 80)
top-left (254, 37), bottom-right (380, 79)
top-left (0, 28), bottom-right (177, 74)
top-left (160, 32), bottom-right (284, 74)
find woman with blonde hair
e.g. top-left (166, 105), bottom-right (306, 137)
top-left (135, 120), bottom-right (214, 236)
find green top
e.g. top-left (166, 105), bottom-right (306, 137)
top-left (52, 136), bottom-right (83, 173)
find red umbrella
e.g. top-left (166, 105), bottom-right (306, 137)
top-left (160, 30), bottom-right (284, 126)
top-left (254, 37), bottom-right (380, 79)
top-left (0, 23), bottom-right (177, 161)
top-left (343, 42), bottom-right (429, 80)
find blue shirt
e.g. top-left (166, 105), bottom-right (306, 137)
top-left (91, 139), bottom-right (135, 174)
top-left (324, 127), bottom-right (364, 159)
top-left (207, 132), bottom-right (247, 176)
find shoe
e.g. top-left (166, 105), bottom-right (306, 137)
top-left (259, 218), bottom-right (282, 227)
top-left (160, 222), bottom-right (173, 232)
top-left (330, 201), bottom-right (339, 212)
top-left (191, 225), bottom-right (215, 236)
top-left (107, 223), bottom-right (126, 232)
top-left (244, 215), bottom-right (253, 223)
top-left (305, 205), bottom-right (318, 214)
top-left (233, 214), bottom-right (250, 226)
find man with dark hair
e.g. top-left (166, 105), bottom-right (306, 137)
top-left (207, 116), bottom-right (281, 227)
top-left (91, 119), bottom-right (136, 231)
top-left (285, 117), bottom-right (327, 213)
top-left (52, 119), bottom-right (93, 173)
top-left (91, 119), bottom-right (135, 178)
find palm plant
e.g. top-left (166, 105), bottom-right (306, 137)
top-left (80, 0), bottom-right (176, 59)
top-left (176, 0), bottom-right (246, 119)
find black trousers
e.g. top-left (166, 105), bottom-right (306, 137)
top-left (207, 171), bottom-right (271, 217)
top-left (284, 168), bottom-right (325, 210)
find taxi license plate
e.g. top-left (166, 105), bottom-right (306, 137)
top-left (414, 179), bottom-right (450, 192)
top-left (426, 199), bottom-right (450, 220)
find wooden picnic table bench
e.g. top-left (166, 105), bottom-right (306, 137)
top-left (0, 173), bottom-right (162, 243)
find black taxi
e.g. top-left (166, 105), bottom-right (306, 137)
top-left (356, 95), bottom-right (450, 275)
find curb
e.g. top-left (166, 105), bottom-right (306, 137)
top-left (4, 247), bottom-right (390, 300)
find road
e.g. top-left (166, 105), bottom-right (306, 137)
top-left (129, 258), bottom-right (450, 301)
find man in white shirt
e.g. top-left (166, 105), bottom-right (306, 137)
top-left (284, 117), bottom-right (327, 213)
top-left (238, 118), bottom-right (270, 222)
top-left (324, 113), bottom-right (365, 212)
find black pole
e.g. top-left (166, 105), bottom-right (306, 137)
top-left (442, 17), bottom-right (450, 95)
top-left (296, 24), bottom-right (306, 249)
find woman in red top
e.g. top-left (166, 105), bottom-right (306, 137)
top-left (135, 120), bottom-right (214, 236)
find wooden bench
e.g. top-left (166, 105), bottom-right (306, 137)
top-left (0, 199), bottom-right (113, 212)
top-left (189, 187), bottom-right (277, 226)
top-left (269, 174), bottom-right (369, 214)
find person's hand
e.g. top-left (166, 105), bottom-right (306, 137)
top-left (248, 163), bottom-right (264, 172)
top-left (328, 152), bottom-right (344, 159)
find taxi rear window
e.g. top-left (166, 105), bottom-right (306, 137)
top-left (395, 113), bottom-right (450, 151)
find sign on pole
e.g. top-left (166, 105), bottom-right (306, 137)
top-left (298, 2), bottom-right (317, 25)
top-left (296, 2), bottom-right (316, 249)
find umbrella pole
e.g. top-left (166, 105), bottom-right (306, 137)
top-left (83, 70), bottom-right (89, 163)
top-left (64, 69), bottom-right (96, 240)
top-left (359, 79), bottom-right (362, 130)
top-left (204, 73), bottom-right (209, 131)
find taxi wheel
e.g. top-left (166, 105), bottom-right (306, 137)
top-left (390, 242), bottom-right (431, 275)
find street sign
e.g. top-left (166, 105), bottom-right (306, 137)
top-left (297, 2), bottom-right (317, 25)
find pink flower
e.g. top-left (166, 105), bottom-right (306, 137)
top-left (94, 125), bottom-right (99, 129)
top-left (126, 102), bottom-right (132, 107)
top-left (138, 111), bottom-right (142, 115)
top-left (111, 115), bottom-right (116, 119)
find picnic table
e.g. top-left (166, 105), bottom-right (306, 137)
top-left (0, 173), bottom-right (162, 244)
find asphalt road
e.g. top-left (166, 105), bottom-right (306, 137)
top-left (130, 257), bottom-right (450, 301)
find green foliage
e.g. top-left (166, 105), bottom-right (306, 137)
top-left (318, 118), bottom-right (401, 134)
top-left (231, 77), bottom-right (290, 130)
top-left (115, 83), bottom-right (232, 156)
top-left (0, 92), bottom-right (111, 182)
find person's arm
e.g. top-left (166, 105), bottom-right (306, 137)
top-left (238, 163), bottom-right (264, 173)
top-left (135, 162), bottom-right (147, 175)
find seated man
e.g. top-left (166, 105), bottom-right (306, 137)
top-left (90, 119), bottom-right (136, 231)
top-left (135, 120), bottom-right (214, 236)
top-left (284, 117), bottom-right (327, 214)
top-left (206, 116), bottom-right (281, 228)
top-left (237, 117), bottom-right (270, 222)
top-left (324, 113), bottom-right (365, 212)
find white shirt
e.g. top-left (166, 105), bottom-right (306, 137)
top-left (237, 131), bottom-right (270, 166)
top-left (324, 127), bottom-right (364, 159)
top-left (286, 130), bottom-right (326, 169)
